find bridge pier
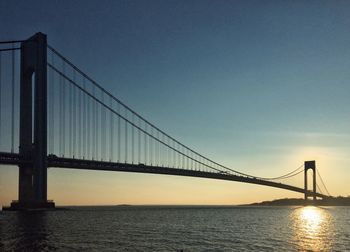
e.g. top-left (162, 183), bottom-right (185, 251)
top-left (5, 33), bottom-right (54, 210)
top-left (304, 160), bottom-right (317, 201)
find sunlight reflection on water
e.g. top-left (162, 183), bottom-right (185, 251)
top-left (2, 206), bottom-right (349, 251)
top-left (291, 206), bottom-right (334, 251)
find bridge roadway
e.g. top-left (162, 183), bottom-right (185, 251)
top-left (0, 151), bottom-right (328, 199)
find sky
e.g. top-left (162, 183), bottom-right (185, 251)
top-left (1, 0), bottom-right (350, 206)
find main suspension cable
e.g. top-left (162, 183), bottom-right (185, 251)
top-left (47, 45), bottom-right (321, 184)
top-left (259, 164), bottom-right (304, 181)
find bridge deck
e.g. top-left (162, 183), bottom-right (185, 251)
top-left (0, 152), bottom-right (328, 198)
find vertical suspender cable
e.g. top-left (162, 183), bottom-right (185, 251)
top-left (144, 123), bottom-right (147, 164)
top-left (156, 131), bottom-right (159, 166)
top-left (91, 85), bottom-right (94, 159)
top-left (191, 152), bottom-right (193, 170)
top-left (62, 61), bottom-right (66, 157)
top-left (172, 142), bottom-right (180, 168)
top-left (118, 103), bottom-right (121, 162)
top-left (75, 74), bottom-right (78, 158)
top-left (71, 70), bottom-right (75, 157)
top-left (182, 146), bottom-right (185, 169)
top-left (168, 138), bottom-right (171, 167)
top-left (170, 138), bottom-right (172, 168)
top-left (82, 77), bottom-right (86, 159)
top-left (168, 137), bottom-right (171, 168)
top-left (96, 89), bottom-right (99, 160)
top-left (86, 82), bottom-right (91, 159)
top-left (92, 85), bottom-right (95, 159)
top-left (180, 147), bottom-right (183, 168)
top-left (96, 91), bottom-right (98, 160)
top-left (11, 45), bottom-right (15, 153)
top-left (174, 141), bottom-right (176, 168)
top-left (186, 148), bottom-right (189, 169)
top-left (150, 127), bottom-right (153, 165)
top-left (156, 130), bottom-right (159, 166)
top-left (187, 149), bottom-right (190, 170)
top-left (0, 53), bottom-right (2, 147)
top-left (69, 70), bottom-right (72, 157)
top-left (152, 128), bottom-right (154, 165)
top-left (94, 87), bottom-right (96, 159)
top-left (174, 142), bottom-right (177, 168)
top-left (158, 133), bottom-right (161, 166)
top-left (175, 143), bottom-right (178, 168)
top-left (61, 62), bottom-right (64, 156)
top-left (181, 146), bottom-right (183, 169)
top-left (48, 61), bottom-right (52, 153)
top-left (178, 144), bottom-right (181, 168)
top-left (161, 134), bottom-right (164, 167)
top-left (90, 86), bottom-right (93, 159)
top-left (162, 133), bottom-right (166, 167)
top-left (49, 51), bottom-right (55, 154)
top-left (59, 62), bottom-right (62, 156)
top-left (101, 92), bottom-right (105, 160)
top-left (99, 92), bottom-right (101, 160)
top-left (195, 156), bottom-right (197, 171)
top-left (138, 116), bottom-right (141, 164)
top-left (90, 84), bottom-right (93, 160)
top-left (79, 77), bottom-right (82, 158)
top-left (110, 96), bottom-right (113, 161)
top-left (132, 113), bottom-right (134, 164)
top-left (125, 108), bottom-right (127, 163)
top-left (179, 145), bottom-right (182, 168)
top-left (183, 147), bottom-right (185, 169)
top-left (78, 80), bottom-right (82, 159)
top-left (73, 71), bottom-right (76, 158)
top-left (84, 80), bottom-right (87, 159)
top-left (77, 71), bottom-right (80, 158)
top-left (104, 93), bottom-right (107, 160)
top-left (96, 89), bottom-right (98, 159)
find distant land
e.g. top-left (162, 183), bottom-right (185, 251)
top-left (247, 196), bottom-right (350, 206)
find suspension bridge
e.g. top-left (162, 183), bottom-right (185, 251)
top-left (0, 33), bottom-right (331, 210)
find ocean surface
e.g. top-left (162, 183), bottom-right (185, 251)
top-left (0, 205), bottom-right (349, 251)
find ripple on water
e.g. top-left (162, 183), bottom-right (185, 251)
top-left (1, 206), bottom-right (349, 251)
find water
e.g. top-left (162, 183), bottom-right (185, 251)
top-left (0, 206), bottom-right (349, 251)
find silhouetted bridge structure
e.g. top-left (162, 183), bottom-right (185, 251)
top-left (0, 33), bottom-right (330, 210)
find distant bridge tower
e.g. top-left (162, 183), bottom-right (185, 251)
top-left (9, 32), bottom-right (54, 210)
top-left (304, 160), bottom-right (316, 201)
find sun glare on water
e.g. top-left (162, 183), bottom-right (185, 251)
top-left (291, 206), bottom-right (334, 251)
top-left (300, 207), bottom-right (322, 231)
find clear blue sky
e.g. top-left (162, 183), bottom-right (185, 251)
top-left (1, 0), bottom-right (350, 205)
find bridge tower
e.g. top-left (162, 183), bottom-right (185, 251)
top-left (9, 33), bottom-right (55, 210)
top-left (304, 160), bottom-right (316, 201)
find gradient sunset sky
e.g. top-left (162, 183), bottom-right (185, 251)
top-left (1, 0), bottom-right (350, 206)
